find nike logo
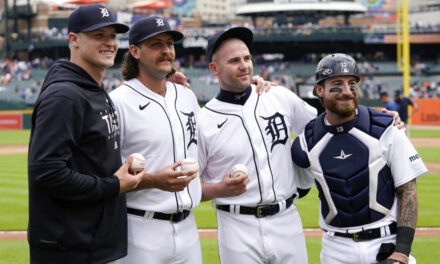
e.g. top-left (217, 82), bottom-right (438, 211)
top-left (333, 150), bottom-right (352, 160)
top-left (217, 118), bottom-right (228, 129)
top-left (235, 93), bottom-right (246, 100)
top-left (139, 102), bottom-right (150, 110)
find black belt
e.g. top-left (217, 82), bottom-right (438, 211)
top-left (127, 207), bottom-right (191, 223)
top-left (216, 193), bottom-right (297, 218)
top-left (332, 222), bottom-right (397, 242)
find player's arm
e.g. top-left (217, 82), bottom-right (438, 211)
top-left (291, 137), bottom-right (315, 198)
top-left (384, 179), bottom-right (418, 264)
top-left (135, 162), bottom-right (197, 192)
top-left (380, 126), bottom-right (427, 264)
top-left (28, 93), bottom-right (127, 202)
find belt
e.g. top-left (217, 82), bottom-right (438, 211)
top-left (331, 222), bottom-right (397, 242)
top-left (127, 207), bottom-right (191, 223)
top-left (215, 193), bottom-right (297, 218)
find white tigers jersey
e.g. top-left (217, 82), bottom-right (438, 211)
top-left (110, 78), bottom-right (201, 213)
top-left (198, 85), bottom-right (317, 206)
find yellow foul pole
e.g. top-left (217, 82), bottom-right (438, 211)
top-left (402, 0), bottom-right (410, 98)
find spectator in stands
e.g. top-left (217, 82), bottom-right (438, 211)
top-left (380, 91), bottom-right (398, 111)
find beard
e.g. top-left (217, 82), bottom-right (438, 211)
top-left (322, 93), bottom-right (360, 118)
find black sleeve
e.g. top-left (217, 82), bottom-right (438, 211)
top-left (28, 92), bottom-right (120, 202)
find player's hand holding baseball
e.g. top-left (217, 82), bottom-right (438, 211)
top-left (115, 156), bottom-right (145, 193)
top-left (202, 170), bottom-right (249, 201)
top-left (138, 162), bottom-right (197, 192)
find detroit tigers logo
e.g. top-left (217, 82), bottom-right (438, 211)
top-left (181, 111), bottom-right (197, 148)
top-left (99, 8), bottom-right (110, 18)
top-left (260, 112), bottom-right (288, 151)
top-left (156, 18), bottom-right (165, 27)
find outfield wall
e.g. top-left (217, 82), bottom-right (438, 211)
top-left (0, 99), bottom-right (439, 129)
top-left (0, 110), bottom-right (32, 130)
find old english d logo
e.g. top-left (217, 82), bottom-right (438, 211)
top-left (261, 112), bottom-right (288, 151)
top-left (181, 111), bottom-right (197, 148)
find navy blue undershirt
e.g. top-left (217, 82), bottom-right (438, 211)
top-left (216, 86), bottom-right (252, 105)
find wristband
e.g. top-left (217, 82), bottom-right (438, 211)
top-left (395, 226), bottom-right (415, 256)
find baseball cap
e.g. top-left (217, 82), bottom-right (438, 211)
top-left (129, 16), bottom-right (184, 45)
top-left (68, 4), bottom-right (129, 34)
top-left (206, 27), bottom-right (253, 62)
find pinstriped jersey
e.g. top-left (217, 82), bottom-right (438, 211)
top-left (110, 78), bottom-right (201, 213)
top-left (198, 85), bottom-right (317, 206)
top-left (292, 106), bottom-right (428, 233)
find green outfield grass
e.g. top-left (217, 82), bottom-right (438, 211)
top-left (409, 128), bottom-right (440, 138)
top-left (1, 237), bottom-right (439, 264)
top-left (0, 154), bottom-right (28, 230)
top-left (0, 130), bottom-right (30, 145)
top-left (416, 147), bottom-right (440, 163)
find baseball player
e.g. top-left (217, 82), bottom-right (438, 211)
top-left (27, 5), bottom-right (144, 264)
top-left (198, 27), bottom-right (318, 263)
top-left (291, 53), bottom-right (428, 264)
top-left (110, 16), bottom-right (202, 264)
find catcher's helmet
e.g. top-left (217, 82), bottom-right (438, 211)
top-left (314, 53), bottom-right (360, 85)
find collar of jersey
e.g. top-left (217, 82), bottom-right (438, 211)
top-left (323, 109), bottom-right (359, 134)
top-left (216, 86), bottom-right (252, 105)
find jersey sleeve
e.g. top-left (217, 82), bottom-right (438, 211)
top-left (382, 126), bottom-right (428, 187)
top-left (287, 90), bottom-right (317, 135)
top-left (291, 135), bottom-right (315, 189)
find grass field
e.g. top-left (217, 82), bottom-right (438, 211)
top-left (1, 237), bottom-right (440, 264)
top-left (0, 128), bottom-right (439, 263)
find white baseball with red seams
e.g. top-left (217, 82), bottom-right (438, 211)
top-left (231, 164), bottom-right (248, 178)
top-left (129, 153), bottom-right (145, 172)
top-left (181, 157), bottom-right (199, 174)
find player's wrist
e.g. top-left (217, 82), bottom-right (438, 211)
top-left (386, 252), bottom-right (408, 264)
top-left (395, 226), bottom-right (415, 256)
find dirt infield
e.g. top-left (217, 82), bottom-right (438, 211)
top-left (410, 138), bottom-right (440, 147)
top-left (0, 144), bottom-right (28, 154)
top-left (2, 228), bottom-right (440, 240)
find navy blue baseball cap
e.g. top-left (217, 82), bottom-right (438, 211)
top-left (206, 27), bottom-right (253, 62)
top-left (129, 16), bottom-right (184, 45)
top-left (68, 4), bottom-right (129, 34)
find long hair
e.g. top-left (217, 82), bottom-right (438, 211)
top-left (121, 51), bottom-right (139, 81)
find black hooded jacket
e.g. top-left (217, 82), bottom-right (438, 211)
top-left (28, 60), bottom-right (127, 264)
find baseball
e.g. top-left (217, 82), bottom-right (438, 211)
top-left (129, 153), bottom-right (146, 173)
top-left (231, 164), bottom-right (248, 178)
top-left (181, 157), bottom-right (199, 173)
